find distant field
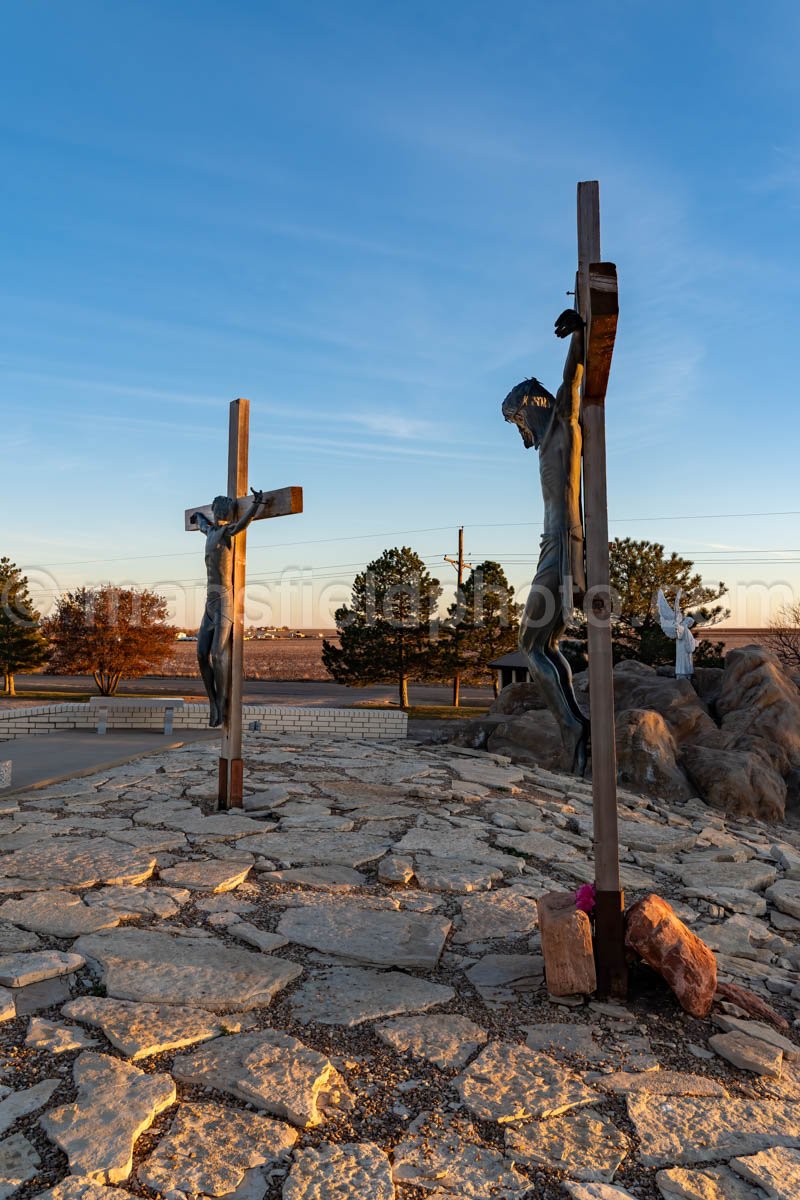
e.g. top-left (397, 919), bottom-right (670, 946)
top-left (161, 636), bottom-right (337, 681)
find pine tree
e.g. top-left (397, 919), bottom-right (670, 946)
top-left (44, 585), bottom-right (176, 694)
top-left (609, 538), bottom-right (728, 666)
top-left (322, 547), bottom-right (442, 707)
top-left (440, 561), bottom-right (520, 694)
top-left (0, 558), bottom-right (48, 695)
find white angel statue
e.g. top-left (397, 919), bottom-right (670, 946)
top-left (656, 588), bottom-right (697, 678)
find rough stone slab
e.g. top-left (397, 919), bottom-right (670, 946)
top-left (597, 1070), bottom-right (727, 1097)
top-left (228, 923), bottom-right (288, 953)
top-left (0, 992), bottom-right (13, 1024)
top-left (0, 922), bottom-right (39, 954)
top-left (173, 811), bottom-right (272, 841)
top-left (731, 1147), bottom-right (800, 1200)
top-left (714, 1013), bottom-right (800, 1058)
top-left (73, 929), bottom-right (301, 1012)
top-left (25, 1018), bottom-right (97, 1054)
top-left (456, 1041), bottom-right (597, 1123)
top-left (0, 892), bottom-right (120, 938)
top-left (454, 891), bottom-right (539, 943)
top-left (277, 902), bottom-right (450, 970)
top-left (656, 1164), bottom-right (768, 1199)
top-left (0, 951), bottom-right (84, 989)
top-left (283, 1142), bottom-right (394, 1200)
top-left (173, 1029), bottom-right (350, 1128)
top-left (0, 838), bottom-right (155, 888)
top-left (235, 830), bottom-right (391, 867)
top-left (412, 858), bottom-right (504, 894)
top-left (392, 1120), bottom-right (529, 1197)
top-left (265, 866), bottom-right (367, 891)
top-left (393, 826), bottom-right (522, 871)
top-left (0, 1081), bottom-right (59, 1136)
top-left (496, 830), bottom-right (581, 861)
top-left (31, 1184), bottom-right (133, 1200)
top-left (450, 759), bottom-right (525, 788)
top-left (506, 1108), bottom-right (629, 1181)
top-left (524, 1022), bottom-right (601, 1059)
top-left (62, 996), bottom-right (237, 1059)
top-left (617, 821), bottom-right (697, 854)
top-left (0, 1133), bottom-right (39, 1200)
top-left (41, 1052), bottom-right (175, 1183)
top-left (158, 859), bottom-right (251, 892)
top-left (627, 1095), bottom-right (800, 1166)
top-left (680, 861), bottom-right (777, 893)
top-left (290, 967), bottom-right (454, 1027)
top-left (377, 857), bottom-right (415, 885)
top-left (766, 880), bottom-right (800, 919)
top-left (709, 1030), bottom-right (783, 1076)
top-left (83, 885), bottom-right (189, 919)
top-left (376, 1014), bottom-right (487, 1070)
top-left (563, 1186), bottom-right (639, 1200)
top-left (138, 1101), bottom-right (297, 1196)
top-left (465, 953), bottom-right (544, 999)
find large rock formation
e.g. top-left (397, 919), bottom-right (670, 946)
top-left (615, 708), bottom-right (693, 803)
top-left (454, 645), bottom-right (800, 821)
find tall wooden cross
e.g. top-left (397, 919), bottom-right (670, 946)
top-left (576, 181), bottom-right (627, 997)
top-left (185, 398), bottom-right (303, 810)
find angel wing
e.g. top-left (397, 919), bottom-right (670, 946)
top-left (656, 588), bottom-right (678, 639)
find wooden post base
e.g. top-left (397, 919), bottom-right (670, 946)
top-left (594, 888), bottom-right (628, 999)
top-left (218, 757), bottom-right (244, 810)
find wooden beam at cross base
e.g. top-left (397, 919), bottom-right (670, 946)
top-left (576, 181), bottom-right (627, 998)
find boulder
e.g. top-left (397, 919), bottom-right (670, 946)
top-left (716, 645), bottom-right (800, 777)
top-left (450, 715), bottom-right (511, 751)
top-left (490, 680), bottom-right (547, 715)
top-left (692, 667), bottom-right (724, 711)
top-left (624, 894), bottom-right (717, 1018)
top-left (681, 744), bottom-right (786, 822)
top-left (612, 661), bottom-right (720, 747)
top-left (615, 708), bottom-right (693, 802)
top-left (487, 709), bottom-right (569, 771)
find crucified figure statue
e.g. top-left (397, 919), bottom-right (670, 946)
top-left (190, 488), bottom-right (266, 728)
top-left (502, 308), bottom-right (589, 774)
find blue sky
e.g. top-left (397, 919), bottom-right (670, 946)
top-left (3, 0), bottom-right (799, 628)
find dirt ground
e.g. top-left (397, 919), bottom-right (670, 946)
top-left (156, 637), bottom-right (335, 682)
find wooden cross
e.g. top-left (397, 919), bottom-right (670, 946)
top-left (185, 398), bottom-right (303, 809)
top-left (575, 181), bottom-right (627, 997)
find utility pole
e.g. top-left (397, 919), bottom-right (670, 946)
top-left (444, 527), bottom-right (472, 708)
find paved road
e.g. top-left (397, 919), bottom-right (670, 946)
top-left (11, 675), bottom-right (494, 708)
top-left (0, 729), bottom-right (219, 794)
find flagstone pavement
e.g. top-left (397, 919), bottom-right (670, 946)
top-left (0, 732), bottom-right (798, 1199)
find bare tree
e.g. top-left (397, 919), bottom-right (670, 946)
top-left (766, 602), bottom-right (800, 669)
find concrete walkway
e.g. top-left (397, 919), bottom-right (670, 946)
top-left (0, 728), bottom-right (219, 794)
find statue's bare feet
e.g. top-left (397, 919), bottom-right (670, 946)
top-left (209, 704), bottom-right (221, 728)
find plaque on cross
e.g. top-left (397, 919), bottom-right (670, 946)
top-left (185, 398), bottom-right (303, 809)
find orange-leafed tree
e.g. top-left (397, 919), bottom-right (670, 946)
top-left (45, 585), bottom-right (176, 695)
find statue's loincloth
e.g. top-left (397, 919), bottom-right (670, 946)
top-left (203, 589), bottom-right (234, 626)
top-left (534, 526), bottom-right (586, 623)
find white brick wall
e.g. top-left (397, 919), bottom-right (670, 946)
top-left (0, 703), bottom-right (407, 741)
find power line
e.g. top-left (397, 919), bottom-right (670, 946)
top-left (23, 509), bottom-right (800, 571)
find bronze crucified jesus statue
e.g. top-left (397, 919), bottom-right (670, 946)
top-left (502, 308), bottom-right (589, 774)
top-left (190, 488), bottom-right (266, 728)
